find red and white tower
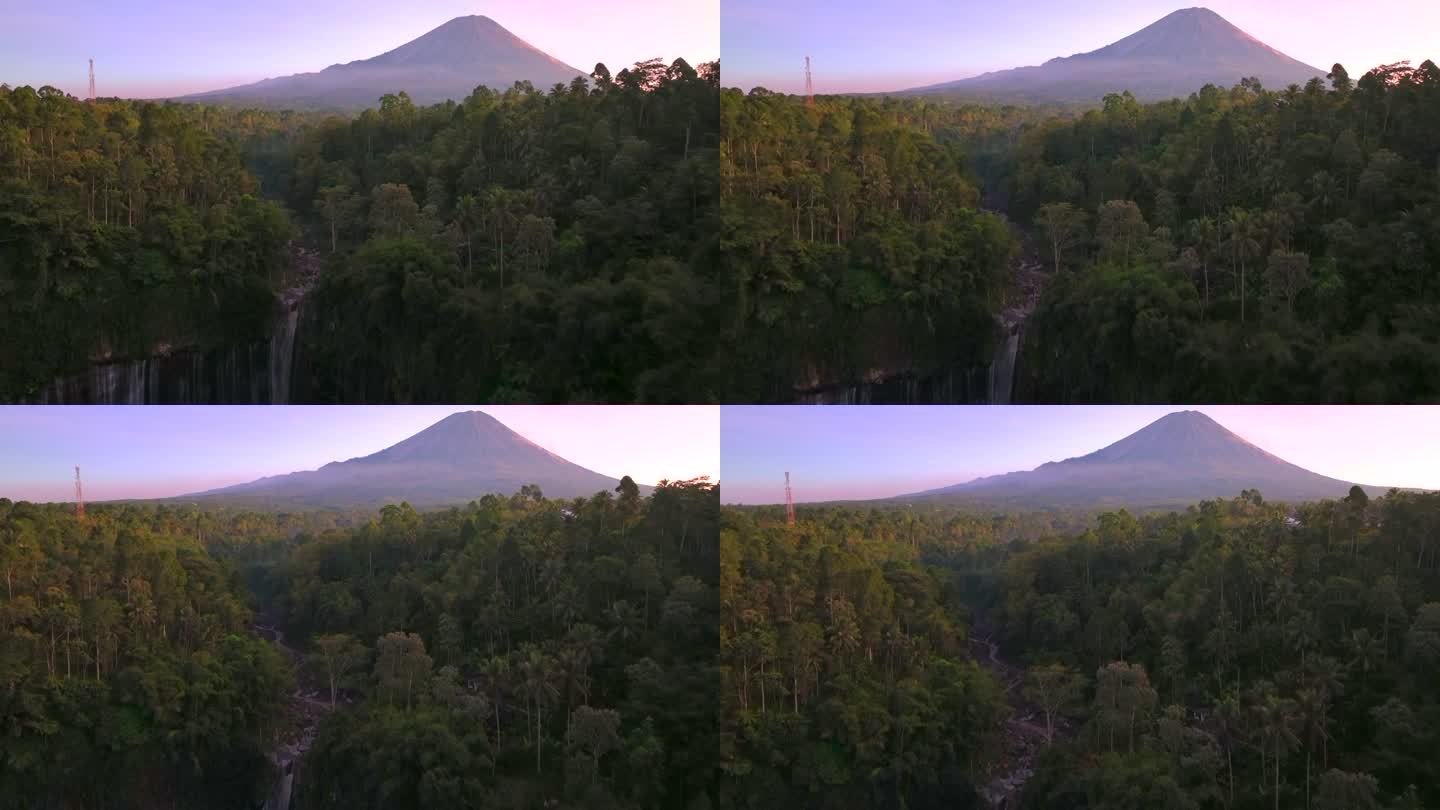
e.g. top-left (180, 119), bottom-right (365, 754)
top-left (785, 471), bottom-right (796, 525)
top-left (804, 57), bottom-right (814, 107)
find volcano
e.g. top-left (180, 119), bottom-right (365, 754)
top-left (179, 16), bottom-right (585, 109)
top-left (178, 410), bottom-right (641, 508)
top-left (899, 411), bottom-right (1389, 509)
top-left (906, 7), bottom-right (1326, 102)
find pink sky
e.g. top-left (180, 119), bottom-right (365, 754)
top-left (3, 0), bottom-right (719, 98)
top-left (722, 406), bottom-right (1440, 504)
top-left (723, 0), bottom-right (1438, 94)
top-left (0, 406), bottom-right (719, 503)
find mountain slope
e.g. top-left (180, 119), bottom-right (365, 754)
top-left (906, 7), bottom-right (1325, 102)
top-left (179, 16), bottom-right (585, 109)
top-left (177, 410), bottom-right (641, 508)
top-left (898, 411), bottom-right (1389, 509)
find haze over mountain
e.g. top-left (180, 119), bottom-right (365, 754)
top-left (897, 410), bottom-right (1390, 510)
top-left (174, 410), bottom-right (643, 508)
top-left (178, 15), bottom-right (584, 109)
top-left (905, 7), bottom-right (1326, 102)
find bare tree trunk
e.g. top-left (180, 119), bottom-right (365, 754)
top-left (1274, 749), bottom-right (1281, 810)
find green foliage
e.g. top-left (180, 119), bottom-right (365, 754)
top-left (280, 479), bottom-right (719, 809)
top-left (992, 491), bottom-right (1440, 808)
top-left (0, 87), bottom-right (295, 400)
top-left (290, 60), bottom-right (722, 403)
top-left (719, 508), bottom-right (1008, 808)
top-left (1023, 663), bottom-right (1086, 741)
top-left (725, 489), bottom-right (1440, 809)
top-left (0, 499), bottom-right (292, 808)
top-left (3, 478), bottom-right (717, 809)
top-left (301, 703), bottom-right (493, 808)
top-left (1007, 63), bottom-right (1440, 402)
top-left (720, 92), bottom-right (1018, 399)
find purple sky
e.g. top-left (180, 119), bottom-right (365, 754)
top-left (2, 0), bottom-right (718, 98)
top-left (723, 0), bottom-right (1438, 93)
top-left (721, 406), bottom-right (1440, 504)
top-left (0, 406), bottom-right (719, 503)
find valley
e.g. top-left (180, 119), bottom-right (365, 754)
top-left (725, 446), bottom-right (1440, 807)
top-left (721, 7), bottom-right (1440, 404)
top-left (719, 406), bottom-right (1440, 810)
top-left (0, 405), bottom-right (721, 810)
top-left (1, 482), bottom-right (719, 810)
top-left (1, 16), bottom-right (720, 405)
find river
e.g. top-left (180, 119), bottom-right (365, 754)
top-left (253, 622), bottom-right (330, 810)
top-left (968, 629), bottom-right (1067, 809)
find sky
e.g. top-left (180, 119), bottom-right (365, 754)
top-left (1, 0), bottom-right (719, 98)
top-left (722, 0), bottom-right (1439, 93)
top-left (0, 406), bottom-right (719, 503)
top-left (721, 406), bottom-right (1440, 504)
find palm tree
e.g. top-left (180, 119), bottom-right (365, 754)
top-left (1284, 611), bottom-right (1321, 670)
top-left (1253, 690), bottom-right (1300, 810)
top-left (1223, 208), bottom-right (1261, 323)
top-left (516, 644), bottom-right (559, 775)
top-left (554, 643), bottom-right (592, 720)
top-left (454, 193), bottom-right (480, 276)
top-left (606, 600), bottom-right (644, 646)
top-left (483, 186), bottom-right (513, 292)
top-left (566, 622), bottom-right (606, 676)
top-left (1189, 217), bottom-right (1220, 313)
top-left (1303, 655), bottom-right (1346, 770)
top-left (1215, 692), bottom-right (1244, 807)
top-left (1295, 686), bottom-right (1331, 808)
top-left (1347, 628), bottom-right (1383, 688)
top-left (479, 655), bottom-right (511, 747)
top-left (1308, 171), bottom-right (1341, 218)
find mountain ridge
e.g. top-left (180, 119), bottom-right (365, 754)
top-left (904, 7), bottom-right (1326, 102)
top-left (178, 15), bottom-right (585, 109)
top-left (891, 411), bottom-right (1395, 510)
top-left (173, 410), bottom-right (648, 509)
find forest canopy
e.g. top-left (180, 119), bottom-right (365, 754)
top-left (1, 478), bottom-right (719, 810)
top-left (0, 87), bottom-right (296, 401)
top-left (1003, 62), bottom-right (1440, 402)
top-left (720, 91), bottom-right (1019, 401)
top-left (1, 59), bottom-right (722, 404)
top-left (721, 488), bottom-right (1440, 809)
top-left (720, 59), bottom-right (1440, 403)
top-left (289, 60), bottom-right (722, 403)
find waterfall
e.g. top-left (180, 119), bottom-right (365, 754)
top-left (987, 325), bottom-right (1021, 405)
top-left (30, 299), bottom-right (304, 404)
top-left (270, 304), bottom-right (300, 405)
top-left (793, 365), bottom-right (990, 404)
top-left (262, 762), bottom-right (295, 810)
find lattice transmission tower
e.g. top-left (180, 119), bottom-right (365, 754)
top-left (804, 56), bottom-right (814, 107)
top-left (785, 471), bottom-right (796, 525)
top-left (88, 59), bottom-right (95, 102)
top-left (74, 466), bottom-right (84, 519)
